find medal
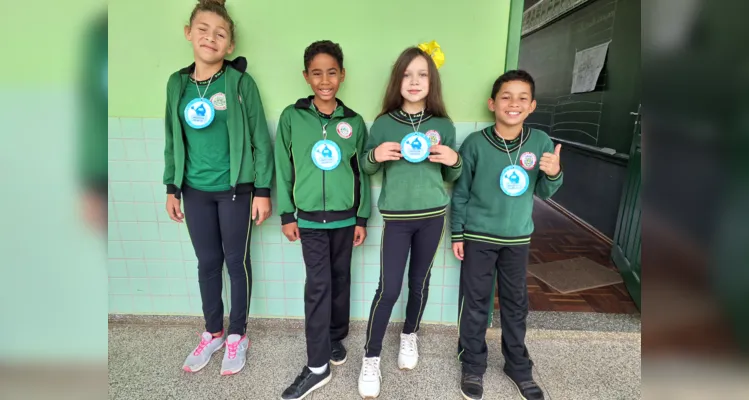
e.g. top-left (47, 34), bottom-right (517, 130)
top-left (401, 132), bottom-right (430, 163)
top-left (400, 109), bottom-right (431, 163)
top-left (499, 165), bottom-right (530, 196)
top-left (183, 71), bottom-right (216, 129)
top-left (311, 140), bottom-right (342, 170)
top-left (310, 102), bottom-right (342, 170)
top-left (496, 127), bottom-right (529, 196)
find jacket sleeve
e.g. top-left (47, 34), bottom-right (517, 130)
top-left (360, 119), bottom-right (383, 175)
top-left (534, 138), bottom-right (564, 200)
top-left (450, 139), bottom-right (475, 243)
top-left (354, 117), bottom-right (372, 226)
top-left (440, 124), bottom-right (463, 183)
top-left (242, 74), bottom-right (273, 197)
top-left (274, 110), bottom-right (296, 225)
top-left (163, 74), bottom-right (178, 194)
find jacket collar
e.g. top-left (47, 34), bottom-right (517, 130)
top-left (294, 95), bottom-right (357, 118)
top-left (178, 56), bottom-right (248, 75)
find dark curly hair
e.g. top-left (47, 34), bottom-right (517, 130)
top-left (303, 40), bottom-right (344, 72)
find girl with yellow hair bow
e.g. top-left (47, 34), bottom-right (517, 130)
top-left (357, 41), bottom-right (463, 399)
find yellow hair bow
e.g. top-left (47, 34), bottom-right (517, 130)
top-left (418, 40), bottom-right (445, 69)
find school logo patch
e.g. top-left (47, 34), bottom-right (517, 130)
top-left (210, 92), bottom-right (227, 110)
top-left (336, 122), bottom-right (353, 139)
top-left (520, 152), bottom-right (537, 170)
top-left (425, 130), bottom-right (441, 145)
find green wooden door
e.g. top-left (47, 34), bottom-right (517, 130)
top-left (612, 105), bottom-right (642, 310)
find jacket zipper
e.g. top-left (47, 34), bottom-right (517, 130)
top-left (322, 117), bottom-right (328, 223)
top-left (233, 74), bottom-right (246, 201)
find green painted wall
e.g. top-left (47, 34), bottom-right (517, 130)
top-left (109, 0), bottom-right (512, 120)
top-left (107, 0), bottom-right (520, 320)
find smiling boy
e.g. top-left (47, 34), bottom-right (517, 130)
top-left (451, 70), bottom-right (563, 400)
top-left (275, 40), bottom-right (370, 400)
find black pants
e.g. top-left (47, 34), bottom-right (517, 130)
top-left (182, 186), bottom-right (253, 336)
top-left (458, 240), bottom-right (533, 381)
top-left (300, 225), bottom-right (355, 368)
top-left (364, 215), bottom-right (445, 357)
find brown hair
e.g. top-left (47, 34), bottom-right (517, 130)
top-left (189, 0), bottom-right (235, 42)
top-left (378, 47), bottom-right (449, 119)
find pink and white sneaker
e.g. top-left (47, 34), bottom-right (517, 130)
top-left (182, 332), bottom-right (225, 372)
top-left (220, 334), bottom-right (250, 376)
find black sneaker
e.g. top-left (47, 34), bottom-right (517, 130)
top-left (506, 375), bottom-right (544, 400)
top-left (460, 373), bottom-right (484, 400)
top-left (330, 341), bottom-right (347, 366)
top-left (281, 366), bottom-right (331, 400)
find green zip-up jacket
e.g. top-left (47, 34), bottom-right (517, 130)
top-left (361, 110), bottom-right (462, 220)
top-left (451, 126), bottom-right (564, 245)
top-left (163, 57), bottom-right (273, 198)
top-left (275, 97), bottom-right (371, 227)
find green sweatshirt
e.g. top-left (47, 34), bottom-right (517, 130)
top-left (275, 97), bottom-right (371, 227)
top-left (451, 125), bottom-right (564, 245)
top-left (361, 110), bottom-right (462, 220)
top-left (163, 57), bottom-right (273, 199)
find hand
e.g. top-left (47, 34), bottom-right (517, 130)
top-left (374, 142), bottom-right (402, 162)
top-left (282, 222), bottom-right (300, 242)
top-left (81, 190), bottom-right (106, 233)
top-left (428, 145), bottom-right (459, 166)
top-left (353, 226), bottom-right (367, 246)
top-left (166, 194), bottom-right (184, 223)
top-left (539, 144), bottom-right (562, 176)
top-left (452, 242), bottom-right (464, 261)
top-left (252, 196), bottom-right (272, 226)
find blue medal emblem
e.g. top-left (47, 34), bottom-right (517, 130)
top-left (311, 139), bottom-right (342, 171)
top-left (499, 165), bottom-right (529, 196)
top-left (400, 132), bottom-right (431, 163)
top-left (184, 98), bottom-right (215, 129)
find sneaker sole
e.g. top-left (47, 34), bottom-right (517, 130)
top-left (283, 372), bottom-right (332, 400)
top-left (182, 342), bottom-right (225, 373)
top-left (330, 356), bottom-right (347, 366)
top-left (461, 389), bottom-right (483, 400)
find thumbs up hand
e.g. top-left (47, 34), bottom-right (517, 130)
top-left (539, 144), bottom-right (562, 176)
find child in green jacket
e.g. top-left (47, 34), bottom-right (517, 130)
top-left (275, 40), bottom-right (370, 400)
top-left (163, 0), bottom-right (274, 377)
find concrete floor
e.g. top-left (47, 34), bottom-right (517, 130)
top-left (108, 313), bottom-right (641, 400)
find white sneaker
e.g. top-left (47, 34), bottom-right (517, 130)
top-left (398, 333), bottom-right (419, 370)
top-left (358, 357), bottom-right (381, 399)
top-left (182, 332), bottom-right (225, 372)
top-left (220, 334), bottom-right (250, 375)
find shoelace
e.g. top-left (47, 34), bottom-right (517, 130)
top-left (193, 333), bottom-right (212, 356)
top-left (226, 339), bottom-right (240, 359)
top-left (401, 334), bottom-right (418, 354)
top-left (362, 358), bottom-right (380, 377)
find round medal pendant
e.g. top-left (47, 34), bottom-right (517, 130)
top-left (184, 98), bottom-right (215, 129)
top-left (400, 132), bottom-right (431, 163)
top-left (499, 165), bottom-right (530, 197)
top-left (311, 139), bottom-right (342, 171)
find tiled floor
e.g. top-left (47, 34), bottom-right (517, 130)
top-left (107, 315), bottom-right (641, 400)
top-left (497, 199), bottom-right (639, 314)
